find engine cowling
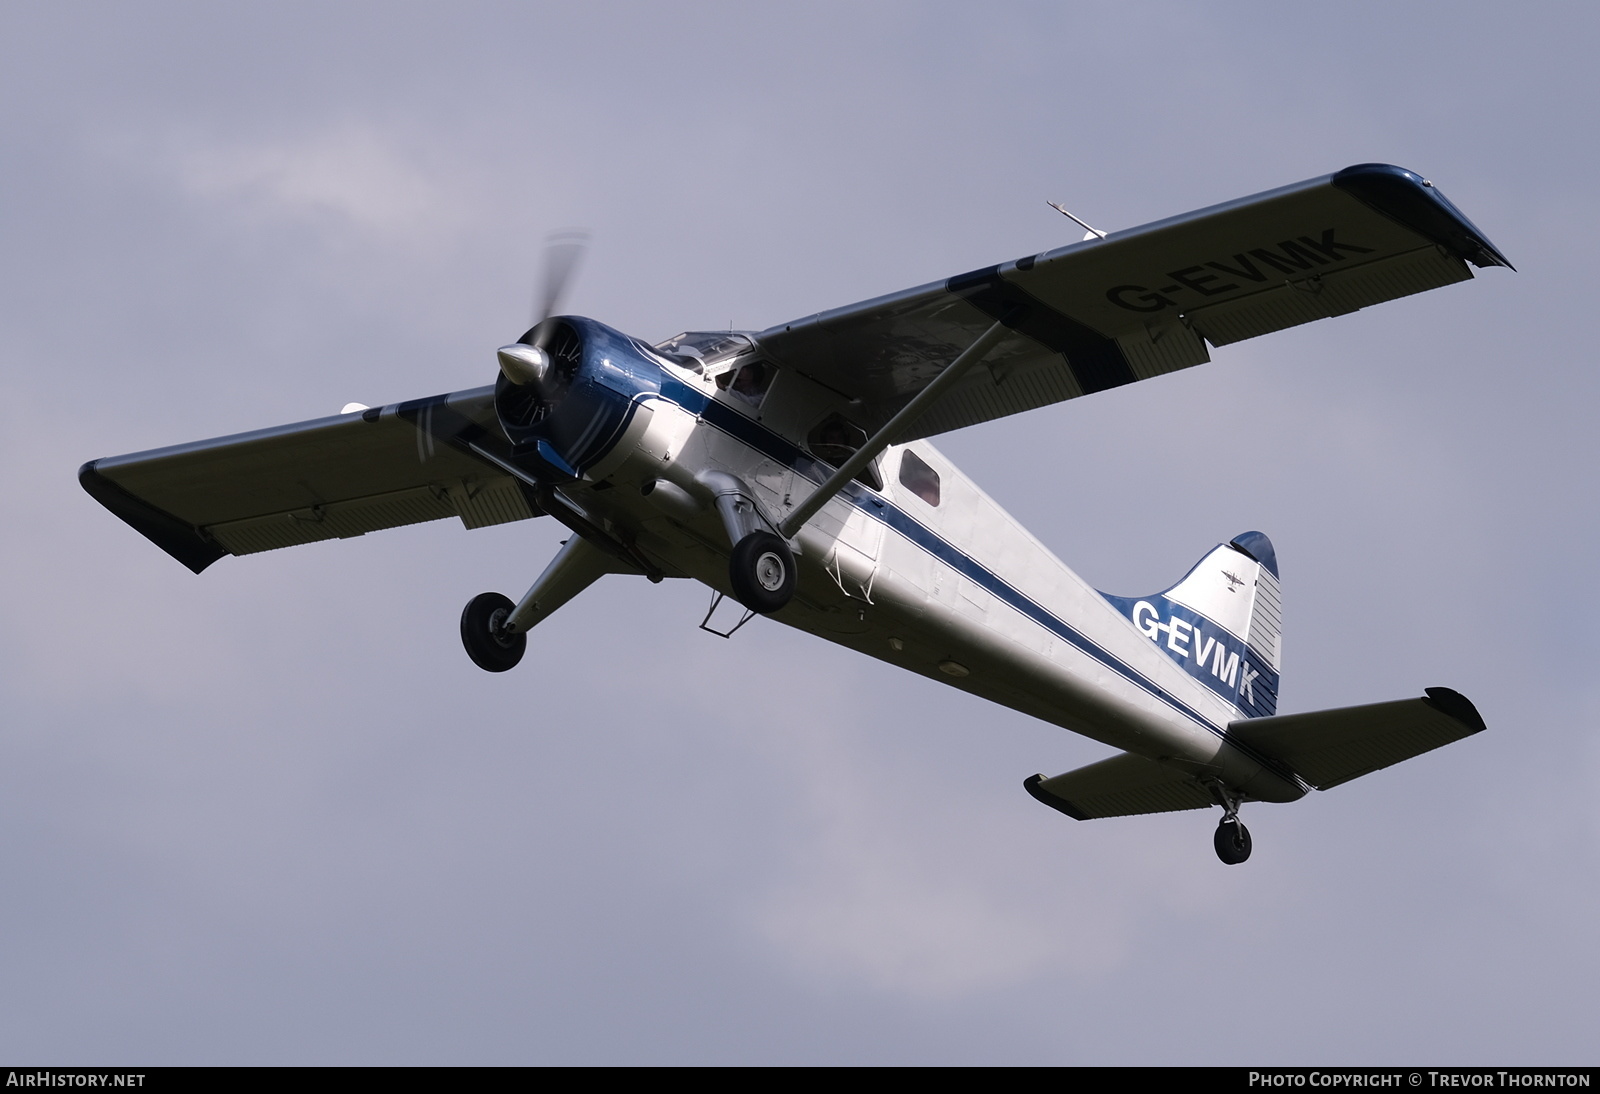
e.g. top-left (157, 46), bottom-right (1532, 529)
top-left (493, 316), bottom-right (663, 483)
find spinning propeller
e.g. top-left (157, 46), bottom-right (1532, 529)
top-left (497, 230), bottom-right (589, 389)
top-left (401, 229), bottom-right (590, 464)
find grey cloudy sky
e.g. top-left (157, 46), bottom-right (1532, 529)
top-left (2, 0), bottom-right (1595, 1064)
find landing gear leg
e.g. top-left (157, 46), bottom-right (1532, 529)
top-left (1211, 785), bottom-right (1252, 865)
top-left (697, 471), bottom-right (797, 615)
top-left (459, 535), bottom-right (623, 673)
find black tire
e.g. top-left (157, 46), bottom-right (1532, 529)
top-left (729, 531), bottom-right (796, 614)
top-left (1214, 819), bottom-right (1252, 865)
top-left (460, 591), bottom-right (526, 672)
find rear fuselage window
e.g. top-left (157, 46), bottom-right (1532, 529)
top-left (898, 449), bottom-right (940, 506)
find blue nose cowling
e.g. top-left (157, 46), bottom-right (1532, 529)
top-left (496, 316), bottom-right (663, 483)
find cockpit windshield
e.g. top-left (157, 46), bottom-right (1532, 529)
top-left (653, 331), bottom-right (757, 373)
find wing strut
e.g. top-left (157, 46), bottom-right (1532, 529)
top-left (778, 320), bottom-right (1009, 538)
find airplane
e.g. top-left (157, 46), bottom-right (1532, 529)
top-left (80, 163), bottom-right (1509, 864)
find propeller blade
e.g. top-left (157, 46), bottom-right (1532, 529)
top-left (532, 230), bottom-right (589, 348)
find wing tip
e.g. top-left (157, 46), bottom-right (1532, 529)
top-left (79, 459), bottom-right (226, 575)
top-left (1422, 686), bottom-right (1488, 736)
top-left (1332, 163), bottom-right (1514, 271)
top-left (1023, 773), bottom-right (1091, 820)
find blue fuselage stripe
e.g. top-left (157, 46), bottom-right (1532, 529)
top-left (654, 376), bottom-right (1233, 741)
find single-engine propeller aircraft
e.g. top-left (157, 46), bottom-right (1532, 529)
top-left (82, 164), bottom-right (1509, 863)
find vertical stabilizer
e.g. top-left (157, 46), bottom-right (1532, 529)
top-left (1101, 532), bottom-right (1282, 718)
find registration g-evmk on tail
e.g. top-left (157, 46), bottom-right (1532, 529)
top-left (82, 164), bottom-right (1509, 864)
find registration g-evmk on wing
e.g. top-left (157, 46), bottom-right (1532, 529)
top-left (81, 164), bottom-right (1510, 864)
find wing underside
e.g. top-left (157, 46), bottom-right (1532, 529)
top-left (84, 165), bottom-right (1509, 574)
top-left (757, 164), bottom-right (1509, 439)
top-left (81, 387), bottom-right (542, 573)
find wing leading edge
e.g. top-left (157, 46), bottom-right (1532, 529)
top-left (81, 387), bottom-right (544, 574)
top-left (756, 163), bottom-right (1510, 439)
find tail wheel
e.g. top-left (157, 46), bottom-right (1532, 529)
top-left (729, 531), bottom-right (796, 614)
top-left (1214, 818), bottom-right (1252, 865)
top-left (460, 592), bottom-right (526, 672)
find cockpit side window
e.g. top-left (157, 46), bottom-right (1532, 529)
top-left (653, 331), bottom-right (756, 375)
top-left (897, 449), bottom-right (941, 507)
top-left (715, 360), bottom-right (774, 408)
top-left (807, 413), bottom-right (882, 491)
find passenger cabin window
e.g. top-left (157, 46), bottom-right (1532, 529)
top-left (898, 449), bottom-right (941, 507)
top-left (715, 360), bottom-right (774, 408)
top-left (807, 414), bottom-right (882, 491)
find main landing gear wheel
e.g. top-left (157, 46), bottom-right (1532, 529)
top-left (460, 591), bottom-right (526, 672)
top-left (1214, 818), bottom-right (1253, 865)
top-left (728, 531), bottom-right (796, 614)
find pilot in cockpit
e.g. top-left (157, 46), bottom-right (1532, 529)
top-left (718, 361), bottom-right (773, 408)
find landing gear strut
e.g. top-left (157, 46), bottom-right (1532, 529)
top-left (459, 535), bottom-right (624, 673)
top-left (695, 472), bottom-right (796, 615)
top-left (460, 591), bottom-right (526, 673)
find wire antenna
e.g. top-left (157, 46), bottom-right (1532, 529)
top-left (1047, 201), bottom-right (1107, 240)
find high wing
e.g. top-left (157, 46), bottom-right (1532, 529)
top-left (80, 387), bottom-right (544, 574)
top-left (83, 164), bottom-right (1508, 576)
top-left (755, 163), bottom-right (1511, 439)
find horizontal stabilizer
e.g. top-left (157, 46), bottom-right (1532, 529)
top-left (1025, 753), bottom-right (1215, 821)
top-left (1228, 687), bottom-right (1486, 790)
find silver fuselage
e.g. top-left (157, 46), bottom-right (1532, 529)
top-left (556, 350), bottom-right (1303, 806)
